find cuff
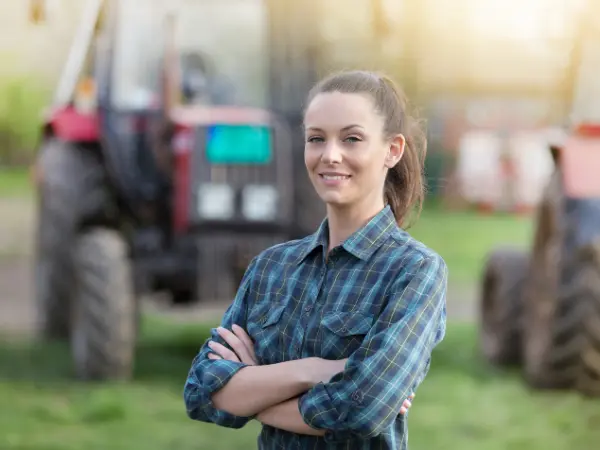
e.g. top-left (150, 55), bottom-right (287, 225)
top-left (298, 382), bottom-right (353, 443)
top-left (201, 360), bottom-right (249, 421)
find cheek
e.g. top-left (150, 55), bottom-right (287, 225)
top-left (304, 147), bottom-right (318, 172)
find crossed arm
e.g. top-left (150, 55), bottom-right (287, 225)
top-left (206, 325), bottom-right (414, 436)
top-left (183, 255), bottom-right (446, 441)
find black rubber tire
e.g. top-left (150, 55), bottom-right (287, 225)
top-left (479, 247), bottom-right (528, 366)
top-left (34, 139), bottom-right (108, 340)
top-left (71, 228), bottom-right (137, 381)
top-left (574, 241), bottom-right (600, 396)
top-left (522, 171), bottom-right (600, 395)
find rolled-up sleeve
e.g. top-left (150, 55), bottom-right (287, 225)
top-left (298, 255), bottom-right (447, 442)
top-left (183, 257), bottom-right (257, 428)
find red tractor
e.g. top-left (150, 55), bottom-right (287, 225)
top-left (30, 0), bottom-right (324, 380)
top-left (479, 0), bottom-right (600, 396)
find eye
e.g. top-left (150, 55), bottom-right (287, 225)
top-left (344, 135), bottom-right (362, 143)
top-left (306, 136), bottom-right (325, 143)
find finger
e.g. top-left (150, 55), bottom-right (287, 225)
top-left (232, 325), bottom-right (257, 362)
top-left (409, 393), bottom-right (415, 400)
top-left (208, 340), bottom-right (240, 362)
top-left (400, 406), bottom-right (407, 415)
top-left (217, 327), bottom-right (253, 363)
top-left (208, 353), bottom-right (222, 360)
top-left (403, 399), bottom-right (412, 409)
top-left (232, 324), bottom-right (254, 351)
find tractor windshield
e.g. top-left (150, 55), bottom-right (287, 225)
top-left (111, 0), bottom-right (269, 110)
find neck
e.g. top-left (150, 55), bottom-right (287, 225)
top-left (326, 198), bottom-right (386, 251)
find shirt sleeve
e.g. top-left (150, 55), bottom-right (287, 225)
top-left (298, 254), bottom-right (447, 442)
top-left (183, 256), bottom-right (258, 428)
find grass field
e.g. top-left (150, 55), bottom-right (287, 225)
top-left (0, 166), bottom-right (31, 198)
top-left (410, 208), bottom-right (533, 284)
top-left (1, 318), bottom-right (599, 450)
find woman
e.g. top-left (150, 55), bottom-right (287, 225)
top-left (183, 70), bottom-right (447, 449)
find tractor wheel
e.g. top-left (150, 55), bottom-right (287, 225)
top-left (522, 170), bottom-right (569, 389)
top-left (479, 247), bottom-right (528, 366)
top-left (34, 139), bottom-right (108, 340)
top-left (524, 241), bottom-right (600, 392)
top-left (575, 241), bottom-right (600, 396)
top-left (71, 228), bottom-right (137, 381)
top-left (520, 169), bottom-right (600, 392)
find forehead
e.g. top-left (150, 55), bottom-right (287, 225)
top-left (304, 91), bottom-right (382, 131)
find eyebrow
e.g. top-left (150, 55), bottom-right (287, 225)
top-left (305, 124), bottom-right (364, 132)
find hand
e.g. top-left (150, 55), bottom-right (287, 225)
top-left (400, 393), bottom-right (415, 415)
top-left (308, 358), bottom-right (414, 414)
top-left (207, 324), bottom-right (258, 365)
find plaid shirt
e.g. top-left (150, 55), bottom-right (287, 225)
top-left (184, 206), bottom-right (447, 449)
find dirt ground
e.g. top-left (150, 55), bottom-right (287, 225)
top-left (0, 196), bottom-right (476, 337)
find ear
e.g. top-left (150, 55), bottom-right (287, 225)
top-left (385, 134), bottom-right (405, 168)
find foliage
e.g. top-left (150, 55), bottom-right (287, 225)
top-left (0, 75), bottom-right (49, 165)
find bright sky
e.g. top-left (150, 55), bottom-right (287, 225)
top-left (467, 0), bottom-right (586, 41)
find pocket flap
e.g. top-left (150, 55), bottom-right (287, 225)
top-left (261, 304), bottom-right (286, 328)
top-left (322, 311), bottom-right (374, 336)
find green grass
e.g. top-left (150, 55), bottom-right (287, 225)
top-left (1, 318), bottom-right (598, 450)
top-left (410, 207), bottom-right (534, 284)
top-left (0, 166), bottom-right (31, 198)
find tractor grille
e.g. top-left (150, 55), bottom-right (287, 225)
top-left (187, 120), bottom-right (295, 301)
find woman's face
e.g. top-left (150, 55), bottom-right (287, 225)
top-left (304, 91), bottom-right (404, 211)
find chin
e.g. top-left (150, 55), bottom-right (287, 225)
top-left (318, 192), bottom-right (351, 207)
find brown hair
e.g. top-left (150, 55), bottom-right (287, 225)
top-left (305, 70), bottom-right (427, 228)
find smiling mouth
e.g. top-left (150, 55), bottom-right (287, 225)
top-left (319, 173), bottom-right (351, 181)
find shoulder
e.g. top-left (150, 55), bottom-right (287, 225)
top-left (386, 228), bottom-right (448, 282)
top-left (250, 234), bottom-right (315, 269)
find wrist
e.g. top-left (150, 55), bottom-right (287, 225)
top-left (296, 357), bottom-right (323, 389)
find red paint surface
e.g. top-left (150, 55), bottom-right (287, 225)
top-left (47, 106), bottom-right (100, 142)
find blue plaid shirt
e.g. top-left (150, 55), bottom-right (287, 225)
top-left (184, 206), bottom-right (447, 449)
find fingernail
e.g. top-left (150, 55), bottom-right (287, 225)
top-left (400, 407), bottom-right (407, 414)
top-left (208, 341), bottom-right (214, 347)
top-left (217, 327), bottom-right (225, 333)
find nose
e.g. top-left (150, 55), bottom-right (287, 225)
top-left (321, 141), bottom-right (343, 165)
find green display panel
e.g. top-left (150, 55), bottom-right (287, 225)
top-left (206, 125), bottom-right (272, 164)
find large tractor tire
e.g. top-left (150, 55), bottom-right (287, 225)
top-left (522, 170), bottom-right (600, 395)
top-left (34, 139), bottom-right (108, 340)
top-left (479, 247), bottom-right (528, 366)
top-left (524, 239), bottom-right (600, 392)
top-left (71, 228), bottom-right (137, 381)
top-left (522, 170), bottom-right (571, 389)
top-left (574, 240), bottom-right (600, 396)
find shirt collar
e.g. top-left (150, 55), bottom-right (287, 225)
top-left (296, 206), bottom-right (397, 264)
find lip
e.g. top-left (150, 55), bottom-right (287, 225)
top-left (318, 172), bottom-right (351, 187)
top-left (318, 172), bottom-right (351, 177)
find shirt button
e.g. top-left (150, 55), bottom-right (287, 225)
top-left (341, 326), bottom-right (348, 333)
top-left (351, 390), bottom-right (364, 405)
top-left (304, 305), bottom-right (313, 312)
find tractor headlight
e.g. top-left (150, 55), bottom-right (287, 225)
top-left (242, 185), bottom-right (278, 221)
top-left (197, 183), bottom-right (235, 220)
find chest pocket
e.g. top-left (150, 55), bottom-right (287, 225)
top-left (248, 303), bottom-right (287, 364)
top-left (320, 311), bottom-right (374, 359)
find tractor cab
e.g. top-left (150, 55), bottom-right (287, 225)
top-left (41, 0), bottom-right (293, 300)
top-left (31, 0), bottom-right (301, 381)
